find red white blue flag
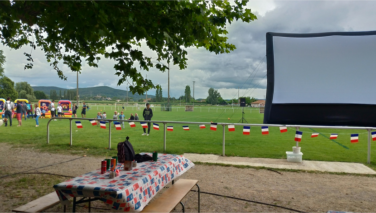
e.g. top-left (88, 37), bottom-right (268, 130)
top-left (153, 123), bottom-right (159, 130)
top-left (311, 133), bottom-right (319, 138)
top-left (199, 124), bottom-right (206, 129)
top-left (210, 123), bottom-right (217, 131)
top-left (167, 126), bottom-right (174, 131)
top-left (372, 132), bottom-right (376, 141)
top-left (114, 121), bottom-right (121, 130)
top-left (243, 126), bottom-right (250, 135)
top-left (75, 121), bottom-right (83, 129)
top-left (330, 134), bottom-right (338, 140)
top-left (141, 122), bottom-right (148, 128)
top-left (129, 122), bottom-right (136, 128)
top-left (350, 134), bottom-right (359, 143)
top-left (228, 125), bottom-right (235, 132)
top-left (261, 126), bottom-right (269, 135)
top-left (279, 126), bottom-right (287, 133)
top-left (183, 126), bottom-right (189, 131)
top-left (89, 120), bottom-right (97, 126)
top-left (100, 121), bottom-right (106, 129)
top-left (295, 131), bottom-right (303, 142)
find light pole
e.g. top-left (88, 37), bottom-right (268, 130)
top-left (76, 71), bottom-right (79, 106)
top-left (168, 63), bottom-right (170, 104)
top-left (193, 81), bottom-right (195, 106)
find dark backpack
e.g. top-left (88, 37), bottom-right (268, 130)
top-left (117, 136), bottom-right (135, 163)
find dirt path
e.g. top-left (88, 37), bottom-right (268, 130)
top-left (1, 143), bottom-right (375, 212)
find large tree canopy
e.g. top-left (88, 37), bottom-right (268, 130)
top-left (0, 1), bottom-right (256, 94)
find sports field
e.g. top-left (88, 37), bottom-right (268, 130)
top-left (1, 105), bottom-right (375, 167)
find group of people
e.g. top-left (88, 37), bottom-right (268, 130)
top-left (3, 97), bottom-right (42, 127)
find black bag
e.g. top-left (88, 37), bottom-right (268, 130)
top-left (117, 136), bottom-right (135, 163)
top-left (134, 154), bottom-right (153, 163)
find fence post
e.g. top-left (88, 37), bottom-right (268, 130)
top-left (70, 119), bottom-right (72, 146)
top-left (163, 123), bottom-right (166, 152)
top-left (108, 121), bottom-right (112, 149)
top-left (222, 125), bottom-right (225, 156)
top-left (368, 129), bottom-right (371, 164)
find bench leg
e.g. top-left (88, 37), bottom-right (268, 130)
top-left (89, 197), bottom-right (91, 212)
top-left (73, 197), bottom-right (76, 213)
top-left (64, 204), bottom-right (66, 212)
top-left (180, 202), bottom-right (185, 213)
top-left (196, 184), bottom-right (200, 213)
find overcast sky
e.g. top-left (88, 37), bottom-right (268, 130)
top-left (2, 0), bottom-right (376, 99)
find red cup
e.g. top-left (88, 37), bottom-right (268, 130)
top-left (101, 160), bottom-right (107, 174)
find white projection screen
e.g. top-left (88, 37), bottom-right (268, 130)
top-left (264, 31), bottom-right (376, 127)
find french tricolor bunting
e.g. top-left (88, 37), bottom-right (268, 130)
top-left (330, 134), bottom-right (338, 140)
top-left (141, 122), bottom-right (148, 128)
top-left (279, 126), bottom-right (287, 133)
top-left (167, 126), bottom-right (174, 131)
top-left (372, 132), bottom-right (376, 141)
top-left (295, 131), bottom-right (303, 142)
top-left (261, 126), bottom-right (269, 135)
top-left (75, 121), bottom-right (83, 129)
top-left (129, 122), bottom-right (136, 128)
top-left (210, 123), bottom-right (217, 131)
top-left (153, 123), bottom-right (159, 130)
top-left (350, 134), bottom-right (359, 143)
top-left (228, 125), bottom-right (235, 132)
top-left (183, 126), bottom-right (189, 131)
top-left (89, 120), bottom-right (97, 126)
top-left (199, 125), bottom-right (206, 129)
top-left (100, 121), bottom-right (106, 129)
top-left (114, 122), bottom-right (121, 130)
top-left (243, 126), bottom-right (250, 135)
top-left (311, 133), bottom-right (319, 138)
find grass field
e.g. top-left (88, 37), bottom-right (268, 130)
top-left (1, 105), bottom-right (375, 168)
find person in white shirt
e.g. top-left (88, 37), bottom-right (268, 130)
top-left (57, 104), bottom-right (63, 118)
top-left (50, 100), bottom-right (56, 120)
top-left (4, 97), bottom-right (14, 127)
top-left (34, 103), bottom-right (41, 127)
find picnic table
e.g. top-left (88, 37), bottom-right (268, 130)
top-left (53, 153), bottom-right (194, 212)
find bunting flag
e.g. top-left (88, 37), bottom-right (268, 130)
top-left (75, 121), bottom-right (83, 129)
top-left (350, 134), bottom-right (359, 143)
top-left (153, 123), bottom-right (159, 130)
top-left (129, 122), bottom-right (136, 128)
top-left (228, 125), bottom-right (235, 132)
top-left (261, 126), bottom-right (269, 135)
top-left (279, 127), bottom-right (287, 133)
top-left (330, 134), bottom-right (338, 140)
top-left (372, 132), bottom-right (376, 141)
top-left (243, 126), bottom-right (250, 135)
top-left (89, 120), bottom-right (97, 126)
top-left (311, 133), bottom-right (319, 138)
top-left (295, 131), bottom-right (303, 142)
top-left (167, 126), bottom-right (174, 131)
top-left (141, 122), bottom-right (148, 128)
top-left (100, 121), bottom-right (106, 129)
top-left (183, 126), bottom-right (189, 131)
top-left (114, 121), bottom-right (121, 130)
top-left (199, 125), bottom-right (206, 129)
top-left (210, 123), bottom-right (217, 131)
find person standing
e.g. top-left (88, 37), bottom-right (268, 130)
top-left (113, 111), bottom-right (118, 120)
top-left (4, 97), bottom-right (14, 127)
top-left (142, 103), bottom-right (153, 136)
top-left (57, 104), bottom-right (63, 118)
top-left (129, 113), bottom-right (135, 120)
top-left (72, 103), bottom-right (78, 118)
top-left (81, 102), bottom-right (87, 118)
top-left (119, 111), bottom-right (125, 128)
top-left (27, 102), bottom-right (33, 119)
top-left (16, 101), bottom-right (22, 126)
top-left (34, 103), bottom-right (41, 127)
top-left (21, 102), bottom-right (27, 120)
top-left (51, 100), bottom-right (56, 121)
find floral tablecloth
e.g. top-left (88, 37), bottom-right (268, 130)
top-left (53, 154), bottom-right (194, 212)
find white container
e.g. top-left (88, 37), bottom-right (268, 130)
top-left (293, 146), bottom-right (301, 154)
top-left (286, 151), bottom-right (303, 163)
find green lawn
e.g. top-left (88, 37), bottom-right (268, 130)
top-left (1, 105), bottom-right (375, 168)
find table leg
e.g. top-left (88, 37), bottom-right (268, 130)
top-left (89, 197), bottom-right (91, 212)
top-left (196, 184), bottom-right (200, 213)
top-left (179, 202), bottom-right (185, 213)
top-left (172, 180), bottom-right (175, 185)
top-left (73, 197), bottom-right (76, 212)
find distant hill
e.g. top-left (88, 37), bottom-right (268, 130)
top-left (32, 86), bottom-right (155, 100)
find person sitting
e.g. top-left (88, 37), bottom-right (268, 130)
top-left (134, 113), bottom-right (139, 121)
top-left (96, 112), bottom-right (102, 126)
top-left (41, 108), bottom-right (46, 118)
top-left (129, 113), bottom-right (135, 120)
top-left (102, 112), bottom-right (107, 119)
top-left (113, 111), bottom-right (118, 120)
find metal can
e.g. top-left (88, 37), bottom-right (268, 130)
top-left (111, 159), bottom-right (116, 171)
top-left (101, 160), bottom-right (107, 174)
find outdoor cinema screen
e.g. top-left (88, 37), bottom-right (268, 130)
top-left (264, 31), bottom-right (376, 127)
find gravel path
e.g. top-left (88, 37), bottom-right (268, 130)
top-left (1, 143), bottom-right (376, 212)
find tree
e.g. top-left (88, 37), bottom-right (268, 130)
top-left (0, 50), bottom-right (5, 77)
top-left (0, 76), bottom-right (18, 100)
top-left (34, 91), bottom-right (47, 99)
top-left (206, 88), bottom-right (221, 105)
top-left (184, 85), bottom-right (191, 103)
top-left (0, 1), bottom-right (256, 94)
top-left (158, 87), bottom-right (163, 102)
top-left (155, 88), bottom-right (160, 102)
top-left (59, 90), bottom-right (62, 99)
top-left (15, 81), bottom-right (36, 100)
top-left (50, 90), bottom-right (58, 100)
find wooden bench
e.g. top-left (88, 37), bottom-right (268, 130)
top-left (142, 179), bottom-right (200, 213)
top-left (12, 192), bottom-right (65, 213)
